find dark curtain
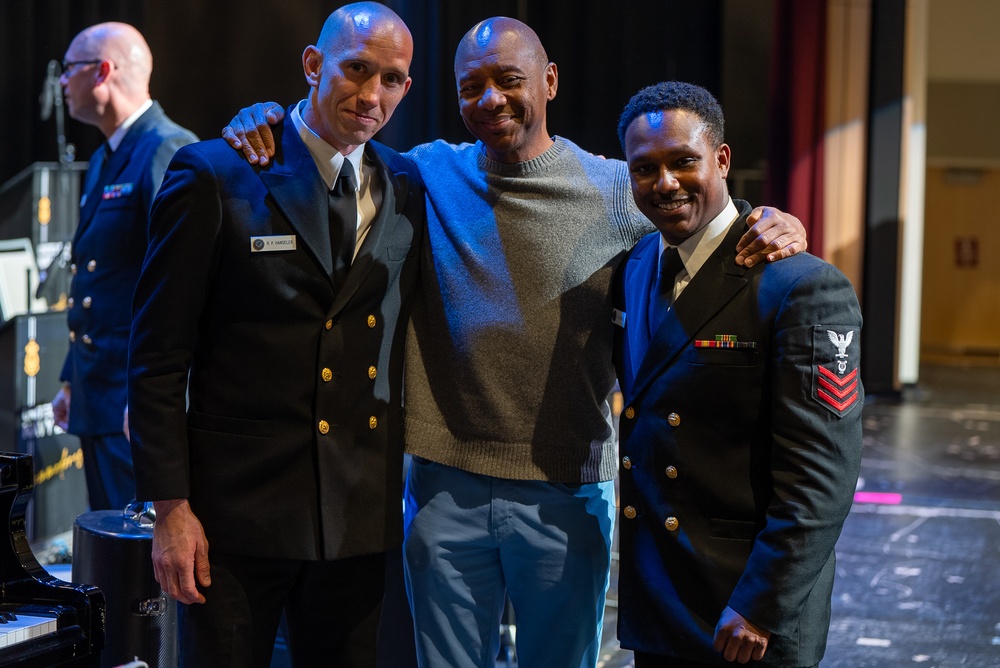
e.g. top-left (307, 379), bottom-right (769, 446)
top-left (3, 0), bottom-right (725, 187)
top-left (765, 0), bottom-right (827, 256)
top-left (3, 0), bottom-right (139, 179)
top-left (2, 0), bottom-right (330, 182)
top-left (376, 0), bottom-right (724, 158)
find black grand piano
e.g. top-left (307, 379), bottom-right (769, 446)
top-left (0, 452), bottom-right (104, 665)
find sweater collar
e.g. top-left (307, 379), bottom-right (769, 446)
top-left (476, 135), bottom-right (570, 175)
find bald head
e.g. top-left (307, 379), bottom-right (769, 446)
top-left (317, 2), bottom-right (412, 61)
top-left (60, 22), bottom-right (153, 135)
top-left (455, 17), bottom-right (548, 74)
top-left (73, 22), bottom-right (152, 99)
top-left (301, 1), bottom-right (413, 153)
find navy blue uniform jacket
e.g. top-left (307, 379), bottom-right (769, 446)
top-left (61, 102), bottom-right (196, 435)
top-left (613, 200), bottom-right (863, 666)
top-left (128, 111), bottom-right (424, 560)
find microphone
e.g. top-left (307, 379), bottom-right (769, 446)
top-left (39, 59), bottom-right (61, 121)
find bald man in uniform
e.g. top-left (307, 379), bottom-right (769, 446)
top-left (127, 4), bottom-right (423, 665)
top-left (53, 22), bottom-right (196, 512)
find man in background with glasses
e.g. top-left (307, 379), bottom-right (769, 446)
top-left (52, 21), bottom-right (196, 512)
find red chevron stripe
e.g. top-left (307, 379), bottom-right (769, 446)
top-left (817, 388), bottom-right (858, 412)
top-left (817, 365), bottom-right (858, 387)
top-left (818, 375), bottom-right (859, 400)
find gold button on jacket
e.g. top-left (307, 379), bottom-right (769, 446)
top-left (321, 368), bottom-right (333, 382)
top-left (623, 505), bottom-right (637, 519)
top-left (664, 517), bottom-right (679, 531)
top-left (622, 456), bottom-right (632, 470)
top-left (667, 412), bottom-right (681, 427)
top-left (318, 420), bottom-right (330, 434)
top-left (624, 406), bottom-right (635, 419)
top-left (665, 465), bottom-right (678, 479)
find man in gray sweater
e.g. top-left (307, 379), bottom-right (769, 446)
top-left (224, 15), bottom-right (806, 668)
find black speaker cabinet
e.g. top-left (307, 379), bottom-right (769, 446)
top-left (72, 510), bottom-right (178, 668)
top-left (0, 311), bottom-right (88, 544)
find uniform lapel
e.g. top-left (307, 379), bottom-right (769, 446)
top-left (258, 112), bottom-right (334, 280)
top-left (76, 103), bottom-right (164, 241)
top-left (76, 146), bottom-right (109, 241)
top-left (100, 104), bottom-right (157, 184)
top-left (622, 236), bottom-right (660, 386)
top-left (628, 209), bottom-right (752, 402)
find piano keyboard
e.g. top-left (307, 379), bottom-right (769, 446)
top-left (0, 613), bottom-right (58, 649)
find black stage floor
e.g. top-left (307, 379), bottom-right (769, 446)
top-left (598, 363), bottom-right (1000, 668)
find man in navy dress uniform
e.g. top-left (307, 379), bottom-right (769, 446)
top-left (613, 82), bottom-right (863, 667)
top-left (52, 22), bottom-right (196, 511)
top-left (127, 4), bottom-right (425, 665)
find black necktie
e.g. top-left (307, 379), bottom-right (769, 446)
top-left (97, 141), bottom-right (111, 169)
top-left (647, 246), bottom-right (684, 335)
top-left (82, 142), bottom-right (111, 197)
top-left (328, 160), bottom-right (357, 288)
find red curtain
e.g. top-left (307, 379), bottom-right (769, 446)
top-left (766, 0), bottom-right (827, 257)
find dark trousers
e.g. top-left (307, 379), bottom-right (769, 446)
top-left (635, 651), bottom-right (817, 668)
top-left (376, 546), bottom-right (417, 667)
top-left (178, 549), bottom-right (386, 668)
top-left (634, 653), bottom-right (719, 668)
top-left (78, 432), bottom-right (135, 511)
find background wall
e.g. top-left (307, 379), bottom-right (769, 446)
top-left (922, 167), bottom-right (1000, 357)
top-left (922, 0), bottom-right (1000, 360)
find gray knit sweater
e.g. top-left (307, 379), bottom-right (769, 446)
top-left (403, 137), bottom-right (652, 483)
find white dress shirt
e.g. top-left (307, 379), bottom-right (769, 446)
top-left (291, 101), bottom-right (380, 261)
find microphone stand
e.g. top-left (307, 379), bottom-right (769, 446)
top-left (37, 61), bottom-right (76, 307)
top-left (39, 60), bottom-right (75, 164)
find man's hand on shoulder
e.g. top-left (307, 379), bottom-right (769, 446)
top-left (221, 102), bottom-right (284, 166)
top-left (735, 206), bottom-right (808, 267)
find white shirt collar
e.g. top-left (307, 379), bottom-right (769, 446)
top-left (660, 197), bottom-right (739, 281)
top-left (290, 101), bottom-right (364, 190)
top-left (107, 99), bottom-right (153, 152)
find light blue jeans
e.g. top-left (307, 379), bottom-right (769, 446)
top-left (402, 457), bottom-right (615, 668)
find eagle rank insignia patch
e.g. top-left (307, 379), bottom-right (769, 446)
top-left (812, 326), bottom-right (861, 416)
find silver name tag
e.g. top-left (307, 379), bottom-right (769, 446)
top-left (250, 235), bottom-right (297, 252)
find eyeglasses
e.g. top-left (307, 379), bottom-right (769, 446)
top-left (61, 59), bottom-right (103, 73)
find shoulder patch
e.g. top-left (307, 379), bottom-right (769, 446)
top-left (812, 326), bottom-right (861, 416)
